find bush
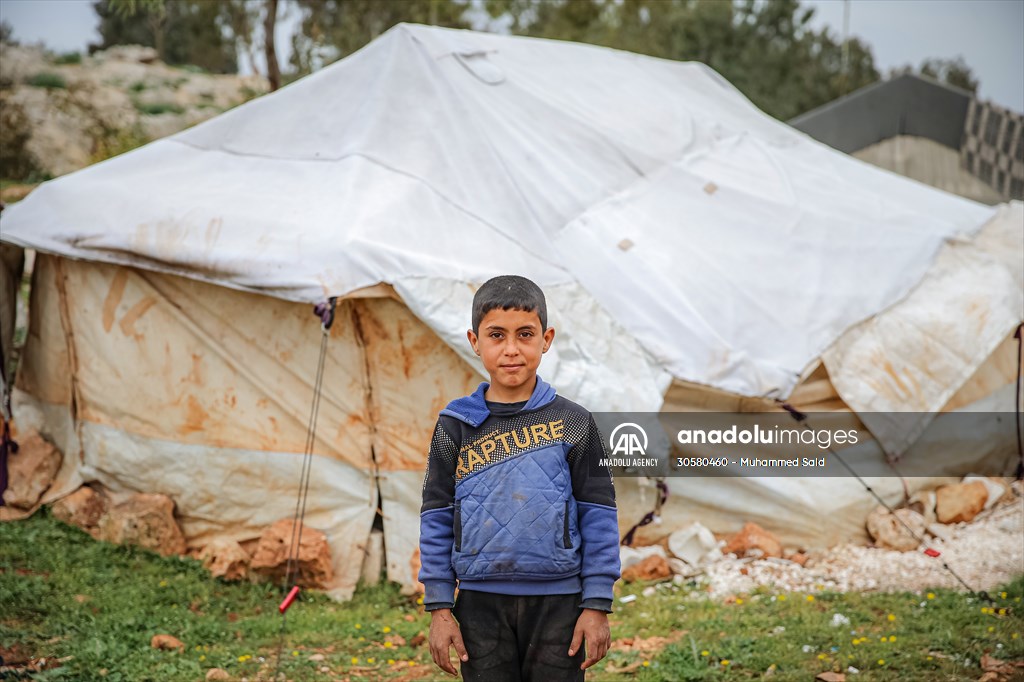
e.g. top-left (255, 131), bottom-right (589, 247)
top-left (54, 51), bottom-right (81, 65)
top-left (135, 102), bottom-right (184, 116)
top-left (129, 80), bottom-right (147, 93)
top-left (91, 125), bottom-right (149, 164)
top-left (27, 72), bottom-right (66, 89)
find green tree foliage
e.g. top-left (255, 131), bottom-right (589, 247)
top-left (919, 56), bottom-right (979, 94)
top-left (0, 19), bottom-right (17, 45)
top-left (91, 0), bottom-right (238, 74)
top-left (289, 0), bottom-right (472, 75)
top-left (485, 0), bottom-right (879, 120)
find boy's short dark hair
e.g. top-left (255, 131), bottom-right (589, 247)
top-left (472, 275), bottom-right (547, 334)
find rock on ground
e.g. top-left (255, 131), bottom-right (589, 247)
top-left (96, 493), bottom-right (186, 556)
top-left (702, 484), bottom-right (1024, 598)
top-left (250, 519), bottom-right (334, 589)
top-left (2, 431), bottom-right (62, 509)
top-left (723, 522), bottom-right (782, 559)
top-left (936, 481), bottom-right (989, 523)
top-left (621, 555), bottom-right (672, 582)
top-left (199, 538), bottom-right (251, 581)
top-left (150, 634), bottom-right (185, 652)
top-left (866, 506), bottom-right (926, 552)
top-left (51, 485), bottom-right (108, 535)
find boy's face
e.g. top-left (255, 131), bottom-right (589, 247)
top-left (467, 307), bottom-right (555, 400)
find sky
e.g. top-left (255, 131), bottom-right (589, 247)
top-left (1, 0), bottom-right (1021, 112)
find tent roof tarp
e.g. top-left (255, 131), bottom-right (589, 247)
top-left (1, 24), bottom-right (1016, 419)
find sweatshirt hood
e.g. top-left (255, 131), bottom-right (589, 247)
top-left (440, 376), bottom-right (557, 427)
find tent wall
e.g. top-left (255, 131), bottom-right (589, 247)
top-left (13, 254), bottom-right (479, 598)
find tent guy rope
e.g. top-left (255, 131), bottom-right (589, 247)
top-left (272, 297), bottom-right (337, 680)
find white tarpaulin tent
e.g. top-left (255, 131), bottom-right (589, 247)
top-left (2, 24), bottom-right (1021, 598)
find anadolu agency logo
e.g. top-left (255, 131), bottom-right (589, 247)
top-left (609, 423), bottom-right (648, 457)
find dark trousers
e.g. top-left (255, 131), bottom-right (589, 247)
top-left (453, 590), bottom-right (585, 682)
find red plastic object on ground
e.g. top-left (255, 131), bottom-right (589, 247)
top-left (923, 548), bottom-right (941, 558)
top-left (279, 586), bottom-right (300, 613)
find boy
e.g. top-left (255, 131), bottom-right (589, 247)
top-left (419, 275), bottom-right (621, 681)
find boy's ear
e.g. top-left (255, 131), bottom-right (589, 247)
top-left (466, 329), bottom-right (480, 356)
top-left (542, 326), bottom-right (555, 353)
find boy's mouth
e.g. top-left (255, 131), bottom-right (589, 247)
top-left (500, 364), bottom-right (525, 371)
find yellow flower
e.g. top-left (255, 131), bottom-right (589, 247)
top-left (417, 596), bottom-right (424, 605)
top-left (701, 650), bottom-right (710, 657)
top-left (879, 637), bottom-right (886, 642)
top-left (806, 595), bottom-right (815, 602)
top-left (887, 614), bottom-right (896, 621)
top-left (889, 636), bottom-right (896, 642)
top-left (736, 598), bottom-right (743, 605)
top-left (383, 626), bottom-right (392, 633)
top-left (1012, 633), bottom-right (1019, 640)
top-left (159, 580), bottom-right (168, 587)
top-left (721, 660), bottom-right (730, 666)
top-left (1001, 592), bottom-right (1008, 599)
top-left (292, 651), bottom-right (299, 656)
top-left (852, 639), bottom-right (859, 646)
top-left (351, 657), bottom-right (359, 664)
top-left (408, 661), bottom-right (415, 666)
top-left (999, 608), bottom-right (1007, 615)
top-left (817, 653), bottom-right (827, 660)
top-left (927, 656), bottom-right (933, 661)
top-left (988, 626), bottom-right (995, 632)
top-left (384, 642), bottom-right (393, 648)
top-left (642, 661), bottom-right (650, 667)
top-left (878, 659), bottom-right (885, 665)
top-left (355, 623), bottom-right (362, 629)
top-left (199, 655), bottom-right (205, 662)
top-left (237, 655), bottom-right (246, 662)
top-left (927, 592), bottom-right (935, 600)
top-left (358, 636), bottom-right (365, 642)
top-left (368, 657), bottom-right (376, 664)
top-left (778, 594), bottom-right (787, 601)
top-left (388, 659), bottom-right (395, 665)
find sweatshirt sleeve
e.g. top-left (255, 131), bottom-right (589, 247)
top-left (569, 413), bottom-right (621, 609)
top-left (418, 417), bottom-right (460, 610)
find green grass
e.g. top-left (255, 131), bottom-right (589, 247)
top-left (1, 510), bottom-right (1021, 681)
top-left (26, 73), bottom-right (66, 89)
top-left (53, 52), bottom-right (81, 65)
top-left (134, 102), bottom-right (184, 116)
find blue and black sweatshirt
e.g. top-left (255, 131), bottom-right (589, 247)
top-left (419, 376), bottom-right (621, 612)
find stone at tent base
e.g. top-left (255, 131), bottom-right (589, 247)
top-left (2, 432), bottom-right (62, 510)
top-left (51, 486), bottom-right (108, 535)
top-left (667, 522), bottom-right (721, 567)
top-left (619, 544), bottom-right (667, 571)
top-left (865, 506), bottom-right (925, 552)
top-left (96, 493), bottom-right (186, 556)
top-left (723, 522), bottom-right (782, 559)
top-left (907, 489), bottom-right (937, 525)
top-left (199, 539), bottom-right (251, 581)
top-left (150, 634), bottom-right (185, 652)
top-left (935, 481), bottom-right (988, 524)
top-left (360, 529), bottom-right (384, 587)
top-left (250, 519), bottom-right (333, 589)
top-left (620, 555), bottom-right (672, 582)
top-left (963, 474), bottom-right (1008, 510)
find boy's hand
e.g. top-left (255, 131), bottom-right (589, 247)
top-left (568, 608), bottom-right (610, 670)
top-left (428, 608), bottom-right (468, 676)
